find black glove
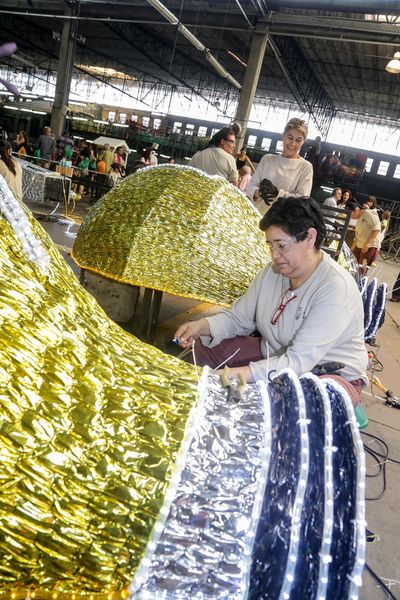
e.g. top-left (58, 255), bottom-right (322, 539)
top-left (259, 178), bottom-right (279, 203)
top-left (311, 362), bottom-right (345, 376)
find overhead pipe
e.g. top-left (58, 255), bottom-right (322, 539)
top-left (260, 0), bottom-right (400, 14)
top-left (146, 0), bottom-right (242, 89)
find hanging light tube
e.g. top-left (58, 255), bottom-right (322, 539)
top-left (178, 24), bottom-right (205, 52)
top-left (146, 0), bottom-right (241, 89)
top-left (146, 0), bottom-right (178, 24)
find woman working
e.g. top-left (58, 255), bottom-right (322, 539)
top-left (0, 140), bottom-right (23, 200)
top-left (247, 118), bottom-right (313, 213)
top-left (174, 196), bottom-right (367, 404)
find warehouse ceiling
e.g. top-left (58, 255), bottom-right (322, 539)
top-left (1, 0), bottom-right (400, 132)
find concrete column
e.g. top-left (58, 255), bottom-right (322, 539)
top-left (234, 23), bottom-right (269, 150)
top-left (51, 8), bottom-right (75, 137)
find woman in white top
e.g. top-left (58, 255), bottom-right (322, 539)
top-left (247, 118), bottom-right (313, 214)
top-left (0, 140), bottom-right (23, 200)
top-left (174, 196), bottom-right (367, 405)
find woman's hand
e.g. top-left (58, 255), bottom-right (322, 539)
top-left (217, 365), bottom-right (253, 383)
top-left (174, 318), bottom-right (211, 348)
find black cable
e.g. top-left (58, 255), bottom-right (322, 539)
top-left (361, 431), bottom-right (400, 465)
top-left (365, 562), bottom-right (399, 600)
top-left (361, 431), bottom-right (389, 501)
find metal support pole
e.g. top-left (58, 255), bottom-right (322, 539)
top-left (234, 23), bottom-right (269, 150)
top-left (51, 7), bottom-right (75, 137)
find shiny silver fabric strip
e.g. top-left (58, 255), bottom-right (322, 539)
top-left (130, 370), bottom-right (270, 599)
top-left (0, 175), bottom-right (49, 272)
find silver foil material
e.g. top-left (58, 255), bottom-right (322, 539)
top-left (130, 369), bottom-right (270, 599)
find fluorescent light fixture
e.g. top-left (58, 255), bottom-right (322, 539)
top-left (33, 110), bottom-right (47, 115)
top-left (178, 24), bottom-right (205, 51)
top-left (20, 108), bottom-right (33, 113)
top-left (205, 51), bottom-right (241, 88)
top-left (385, 52), bottom-right (400, 74)
top-left (43, 96), bottom-right (55, 101)
top-left (113, 123), bottom-right (129, 128)
top-left (67, 116), bottom-right (88, 122)
top-left (147, 0), bottom-right (178, 24)
top-left (93, 119), bottom-right (109, 125)
top-left (21, 93), bottom-right (38, 98)
top-left (4, 105), bottom-right (18, 110)
top-left (69, 100), bottom-right (87, 106)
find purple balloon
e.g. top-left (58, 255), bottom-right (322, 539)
top-left (0, 77), bottom-right (20, 97)
top-left (0, 42), bottom-right (17, 60)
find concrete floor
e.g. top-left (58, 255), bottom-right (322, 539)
top-left (29, 197), bottom-right (400, 600)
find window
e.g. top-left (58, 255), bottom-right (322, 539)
top-left (142, 116), bottom-right (150, 127)
top-left (153, 118), bottom-right (162, 130)
top-left (247, 135), bottom-right (257, 148)
top-left (365, 157), bottom-right (374, 173)
top-left (393, 164), bottom-right (400, 179)
top-left (186, 123), bottom-right (195, 130)
top-left (130, 114), bottom-right (138, 122)
top-left (119, 113), bottom-right (127, 124)
top-left (377, 160), bottom-right (390, 176)
top-left (211, 128), bottom-right (219, 137)
top-left (198, 126), bottom-right (208, 137)
top-left (108, 110), bottom-right (116, 123)
top-left (276, 140), bottom-right (283, 153)
top-left (173, 121), bottom-right (182, 133)
top-left (261, 137), bottom-right (272, 151)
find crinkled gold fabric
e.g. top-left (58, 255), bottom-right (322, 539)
top-left (72, 165), bottom-right (270, 306)
top-left (0, 200), bottom-right (198, 598)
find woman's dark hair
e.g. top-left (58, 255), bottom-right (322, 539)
top-left (207, 127), bottom-right (236, 148)
top-left (341, 188), bottom-right (352, 200)
top-left (259, 196), bottom-right (326, 249)
top-left (0, 140), bottom-right (16, 176)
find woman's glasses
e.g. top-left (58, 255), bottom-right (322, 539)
top-left (266, 229), bottom-right (308, 254)
top-left (271, 288), bottom-right (298, 325)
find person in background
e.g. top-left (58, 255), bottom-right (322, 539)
top-left (352, 196), bottom-right (381, 270)
top-left (247, 118), bottom-right (313, 214)
top-left (108, 162), bottom-right (123, 188)
top-left (389, 271), bottom-right (400, 303)
top-left (337, 188), bottom-right (352, 209)
top-left (36, 126), bottom-right (55, 166)
top-left (380, 210), bottom-right (391, 244)
top-left (113, 146), bottom-right (126, 173)
top-left (238, 165), bottom-right (252, 192)
top-left (98, 143), bottom-right (114, 173)
top-left (14, 130), bottom-right (29, 156)
top-left (0, 139), bottom-right (23, 200)
top-left (190, 127), bottom-right (238, 186)
top-left (168, 156), bottom-right (176, 164)
top-left (141, 146), bottom-right (158, 166)
top-left (323, 187), bottom-right (342, 208)
top-left (304, 136), bottom-right (321, 172)
top-left (174, 196), bottom-right (367, 405)
top-left (236, 146), bottom-right (255, 173)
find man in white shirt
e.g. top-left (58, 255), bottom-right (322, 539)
top-left (323, 187), bottom-right (342, 209)
top-left (190, 127), bottom-right (238, 186)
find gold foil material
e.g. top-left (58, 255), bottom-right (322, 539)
top-left (0, 198), bottom-right (199, 597)
top-left (72, 165), bottom-right (270, 306)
